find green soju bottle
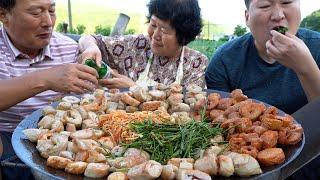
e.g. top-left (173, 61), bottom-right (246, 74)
top-left (85, 59), bottom-right (110, 79)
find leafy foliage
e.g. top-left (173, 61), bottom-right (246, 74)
top-left (94, 25), bottom-right (111, 36)
top-left (76, 24), bottom-right (86, 35)
top-left (55, 22), bottom-right (86, 35)
top-left (124, 28), bottom-right (136, 35)
top-left (233, 25), bottom-right (247, 36)
top-left (55, 22), bottom-right (65, 33)
top-left (300, 9), bottom-right (320, 32)
top-left (188, 38), bottom-right (228, 59)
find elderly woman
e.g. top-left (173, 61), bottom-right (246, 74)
top-left (79, 0), bottom-right (208, 89)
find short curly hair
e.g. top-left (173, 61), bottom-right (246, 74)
top-left (146, 0), bottom-right (202, 46)
top-left (0, 0), bottom-right (16, 11)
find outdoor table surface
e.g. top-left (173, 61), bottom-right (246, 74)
top-left (268, 96), bottom-right (320, 180)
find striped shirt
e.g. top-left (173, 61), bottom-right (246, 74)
top-left (0, 27), bottom-right (79, 132)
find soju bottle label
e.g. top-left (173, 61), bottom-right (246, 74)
top-left (98, 63), bottom-right (111, 79)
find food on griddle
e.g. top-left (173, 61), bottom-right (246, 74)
top-left (22, 83), bottom-right (304, 178)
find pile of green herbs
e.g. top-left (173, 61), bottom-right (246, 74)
top-left (122, 120), bottom-right (225, 164)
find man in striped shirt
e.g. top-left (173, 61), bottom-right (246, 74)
top-left (0, 0), bottom-right (99, 178)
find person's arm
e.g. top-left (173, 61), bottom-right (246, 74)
top-left (266, 30), bottom-right (320, 101)
top-left (0, 64), bottom-right (99, 111)
top-left (0, 72), bottom-right (46, 111)
top-left (99, 70), bottom-right (136, 89)
top-left (295, 59), bottom-right (320, 101)
top-left (78, 35), bottom-right (102, 65)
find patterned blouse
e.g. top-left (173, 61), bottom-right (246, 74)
top-left (94, 34), bottom-right (208, 88)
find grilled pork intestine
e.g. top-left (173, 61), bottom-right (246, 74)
top-left (127, 160), bottom-right (163, 180)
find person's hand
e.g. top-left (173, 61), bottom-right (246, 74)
top-left (78, 45), bottom-right (102, 66)
top-left (99, 70), bottom-right (135, 89)
top-left (266, 30), bottom-right (315, 75)
top-left (39, 64), bottom-right (99, 94)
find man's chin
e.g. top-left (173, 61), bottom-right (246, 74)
top-left (36, 39), bottom-right (51, 48)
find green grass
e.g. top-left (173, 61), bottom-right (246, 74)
top-left (188, 39), bottom-right (227, 59)
top-left (56, 0), bottom-right (146, 34)
top-left (55, 0), bottom-right (227, 37)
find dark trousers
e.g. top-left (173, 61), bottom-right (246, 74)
top-left (0, 132), bottom-right (34, 180)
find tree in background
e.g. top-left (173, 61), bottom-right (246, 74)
top-left (300, 9), bottom-right (320, 32)
top-left (233, 25), bottom-right (247, 36)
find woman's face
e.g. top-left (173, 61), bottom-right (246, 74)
top-left (245, 0), bottom-right (301, 51)
top-left (147, 15), bottom-right (182, 58)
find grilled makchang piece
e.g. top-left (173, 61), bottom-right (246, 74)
top-left (71, 128), bottom-right (94, 139)
top-left (168, 83), bottom-right (183, 94)
top-left (171, 112), bottom-right (192, 125)
top-left (38, 115), bottom-right (55, 129)
top-left (260, 130), bottom-right (278, 149)
top-left (167, 93), bottom-right (184, 105)
top-left (167, 158), bottom-right (194, 169)
top-left (59, 151), bottom-right (74, 160)
top-left (230, 89), bottom-right (248, 102)
top-left (194, 155), bottom-right (218, 176)
top-left (47, 156), bottom-right (72, 169)
top-left (177, 169), bottom-right (212, 180)
top-left (239, 102), bottom-right (266, 121)
top-left (107, 172), bottom-right (128, 180)
top-left (204, 146), bottom-right (223, 157)
top-left (84, 163), bottom-right (110, 178)
top-left (260, 114), bottom-right (283, 130)
top-left (65, 161), bottom-right (88, 175)
top-left (216, 98), bottom-right (236, 111)
top-left (227, 152), bottom-right (262, 177)
top-left (278, 124), bottom-right (303, 145)
top-left (127, 160), bottom-right (163, 180)
top-left (108, 156), bottom-right (147, 169)
top-left (186, 84), bottom-right (203, 94)
top-left (83, 90), bottom-right (106, 112)
top-left (87, 150), bottom-right (107, 163)
top-left (36, 133), bottom-right (68, 158)
top-left (161, 164), bottom-right (178, 180)
top-left (121, 93), bottom-right (141, 107)
top-left (149, 90), bottom-right (167, 101)
top-left (221, 118), bottom-right (252, 133)
top-left (140, 101), bottom-right (162, 111)
top-left (207, 93), bottom-right (220, 110)
top-left (218, 155), bottom-right (234, 177)
top-left (124, 148), bottom-right (150, 160)
top-left (23, 128), bottom-right (48, 142)
top-left (98, 136), bottom-right (115, 150)
top-left (130, 85), bottom-right (152, 102)
top-left (257, 148), bottom-right (285, 166)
